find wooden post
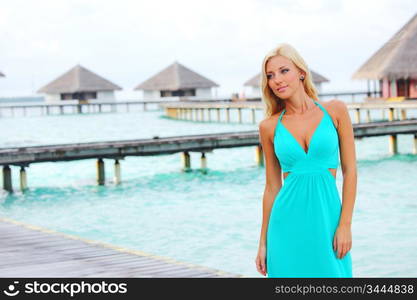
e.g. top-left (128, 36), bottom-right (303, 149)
top-left (200, 152), bottom-right (207, 174)
top-left (77, 104), bottom-right (82, 114)
top-left (207, 108), bottom-right (211, 122)
top-left (400, 109), bottom-right (407, 120)
top-left (389, 134), bottom-right (398, 155)
top-left (96, 158), bottom-right (105, 185)
top-left (386, 107), bottom-right (397, 155)
top-left (20, 166), bottom-right (28, 191)
top-left (251, 109), bottom-right (256, 124)
top-left (366, 109), bottom-right (371, 122)
top-left (355, 108), bottom-right (360, 124)
top-left (144, 103), bottom-right (147, 111)
top-left (114, 159), bottom-right (121, 185)
top-left (181, 151), bottom-right (191, 172)
top-left (3, 165), bottom-right (13, 192)
top-left (388, 108), bottom-right (394, 121)
top-left (238, 108), bottom-right (242, 123)
top-left (200, 108), bottom-right (204, 121)
top-left (217, 108), bottom-right (221, 122)
top-left (226, 108), bottom-right (230, 123)
top-left (255, 145), bottom-right (264, 166)
top-left (99, 104), bottom-right (102, 113)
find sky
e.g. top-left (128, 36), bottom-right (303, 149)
top-left (0, 0), bottom-right (415, 99)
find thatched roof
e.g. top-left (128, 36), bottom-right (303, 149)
top-left (244, 70), bottom-right (329, 87)
top-left (37, 64), bottom-right (122, 93)
top-left (0, 71), bottom-right (4, 77)
top-left (352, 12), bottom-right (417, 80)
top-left (134, 61), bottom-right (219, 90)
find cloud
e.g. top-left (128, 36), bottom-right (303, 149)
top-left (0, 0), bottom-right (415, 97)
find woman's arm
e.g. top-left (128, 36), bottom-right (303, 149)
top-left (257, 117), bottom-right (283, 247)
top-left (331, 99), bottom-right (358, 259)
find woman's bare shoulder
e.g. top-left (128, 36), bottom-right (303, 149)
top-left (259, 113), bottom-right (281, 141)
top-left (318, 99), bottom-right (348, 129)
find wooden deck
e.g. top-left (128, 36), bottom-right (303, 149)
top-left (161, 99), bottom-right (417, 110)
top-left (0, 218), bottom-right (243, 278)
top-left (0, 98), bottom-right (236, 117)
top-left (1, 120), bottom-right (417, 167)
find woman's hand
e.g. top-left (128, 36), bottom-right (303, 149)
top-left (255, 244), bottom-right (267, 276)
top-left (333, 224), bottom-right (352, 259)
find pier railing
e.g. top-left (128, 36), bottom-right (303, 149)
top-left (162, 100), bottom-right (417, 124)
top-left (0, 90), bottom-right (391, 117)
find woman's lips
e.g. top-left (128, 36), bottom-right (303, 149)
top-left (278, 86), bottom-right (287, 92)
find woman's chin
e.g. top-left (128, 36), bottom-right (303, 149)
top-left (275, 93), bottom-right (290, 99)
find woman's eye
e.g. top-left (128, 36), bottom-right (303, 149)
top-left (266, 74), bottom-right (272, 79)
top-left (282, 69), bottom-right (289, 73)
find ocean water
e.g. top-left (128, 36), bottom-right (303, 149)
top-left (0, 103), bottom-right (416, 278)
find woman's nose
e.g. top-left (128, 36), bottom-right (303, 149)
top-left (273, 75), bottom-right (283, 85)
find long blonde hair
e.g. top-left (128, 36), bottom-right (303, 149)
top-left (260, 43), bottom-right (319, 118)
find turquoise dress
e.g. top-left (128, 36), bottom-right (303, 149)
top-left (266, 100), bottom-right (353, 278)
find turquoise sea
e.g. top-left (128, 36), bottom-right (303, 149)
top-left (0, 102), bottom-right (416, 277)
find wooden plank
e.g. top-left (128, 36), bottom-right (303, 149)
top-left (2, 118), bottom-right (417, 166)
top-left (0, 219), bottom-right (241, 278)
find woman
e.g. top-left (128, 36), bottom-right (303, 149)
top-left (255, 43), bottom-right (357, 277)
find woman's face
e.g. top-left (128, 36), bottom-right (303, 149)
top-left (265, 55), bottom-right (304, 99)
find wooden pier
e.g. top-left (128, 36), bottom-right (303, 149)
top-left (162, 100), bottom-right (417, 124)
top-left (0, 92), bottom-right (395, 119)
top-left (1, 119), bottom-right (417, 192)
top-left (0, 217), bottom-right (242, 278)
top-left (0, 98), bottom-right (235, 117)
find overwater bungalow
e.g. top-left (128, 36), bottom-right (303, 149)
top-left (243, 70), bottom-right (329, 97)
top-left (352, 12), bottom-right (417, 100)
top-left (37, 64), bottom-right (122, 103)
top-left (134, 61), bottom-right (219, 99)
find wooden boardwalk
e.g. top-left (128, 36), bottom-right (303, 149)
top-left (0, 98), bottom-right (237, 117)
top-left (1, 120), bottom-right (417, 192)
top-left (1, 119), bottom-right (417, 167)
top-left (0, 218), bottom-right (243, 278)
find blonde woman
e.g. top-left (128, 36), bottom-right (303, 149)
top-left (255, 43), bottom-right (356, 277)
